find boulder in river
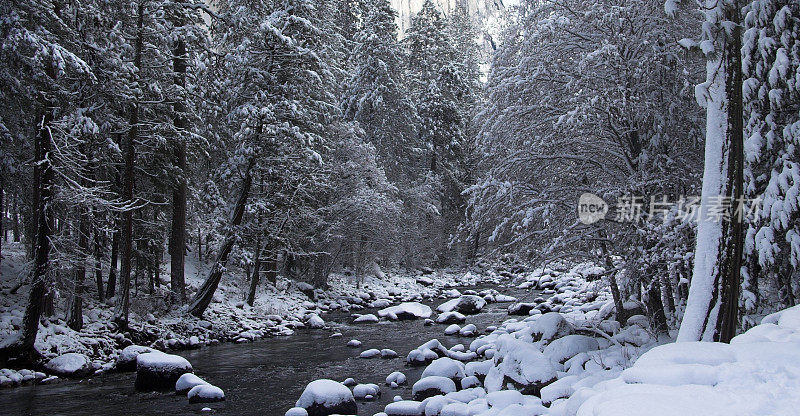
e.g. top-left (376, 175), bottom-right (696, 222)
top-left (411, 376), bottom-right (456, 401)
top-left (188, 384), bottom-right (225, 403)
top-left (44, 353), bottom-right (94, 378)
top-left (508, 302), bottom-right (537, 316)
top-left (115, 345), bottom-right (154, 372)
top-left (437, 295), bottom-right (486, 315)
top-left (176, 373), bottom-right (208, 395)
top-left (435, 311), bottom-right (466, 324)
top-left (295, 379), bottom-right (357, 416)
top-left (378, 302), bottom-right (432, 320)
top-left (384, 400), bottom-right (424, 416)
top-left (135, 351), bottom-right (193, 391)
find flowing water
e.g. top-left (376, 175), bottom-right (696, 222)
top-left (2, 285), bottom-right (532, 416)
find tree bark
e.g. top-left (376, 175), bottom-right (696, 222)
top-left (114, 0), bottom-right (144, 329)
top-left (678, 0), bottom-right (744, 343)
top-left (94, 229), bottom-right (104, 302)
top-left (0, 91), bottom-right (56, 363)
top-left (67, 208), bottom-right (90, 331)
top-left (12, 192), bottom-right (20, 242)
top-left (246, 238), bottom-right (263, 306)
top-left (169, 26), bottom-right (188, 304)
top-left (646, 281), bottom-right (668, 333)
top-left (188, 159), bottom-right (255, 317)
top-left (107, 226), bottom-right (119, 298)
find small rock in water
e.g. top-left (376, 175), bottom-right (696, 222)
top-left (411, 376), bottom-right (457, 401)
top-left (285, 408), bottom-right (308, 416)
top-left (353, 314), bottom-right (379, 324)
top-left (201, 407), bottom-right (212, 412)
top-left (459, 324), bottom-right (478, 337)
top-left (353, 383), bottom-right (380, 400)
top-left (330, 333), bottom-right (343, 338)
top-left (444, 324), bottom-right (461, 335)
top-left (380, 349), bottom-right (398, 359)
top-left (115, 345), bottom-right (154, 372)
top-left (343, 377), bottom-right (357, 387)
top-left (360, 349), bottom-right (381, 359)
top-left (346, 339), bottom-right (362, 348)
top-left (385, 371), bottom-right (407, 386)
top-left (188, 384), bottom-right (225, 403)
top-left (176, 373), bottom-right (208, 395)
top-left (306, 314), bottom-right (325, 329)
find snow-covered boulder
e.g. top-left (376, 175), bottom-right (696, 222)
top-left (176, 373), bottom-right (208, 394)
top-left (296, 379), bottom-right (357, 416)
top-left (543, 335), bottom-right (599, 364)
top-left (444, 324), bottom-right (461, 335)
top-left (354, 314), bottom-right (379, 324)
top-left (306, 314), bottom-right (325, 329)
top-left (422, 357), bottom-right (465, 385)
top-left (407, 348), bottom-right (439, 366)
top-left (353, 383), bottom-right (381, 400)
top-left (461, 376), bottom-right (481, 389)
top-left (435, 311), bottom-right (466, 324)
top-left (187, 384), bottom-right (225, 403)
top-left (437, 295), bottom-right (486, 315)
top-left (459, 324), bottom-right (478, 337)
top-left (378, 303), bottom-right (433, 320)
top-left (115, 345), bottom-right (154, 372)
top-left (346, 339), bottom-right (362, 348)
top-left (370, 299), bottom-right (392, 308)
top-left (381, 349), bottom-right (398, 359)
top-left (384, 400), bottom-right (424, 416)
top-left (411, 376), bottom-right (457, 400)
top-left (285, 407), bottom-right (308, 416)
top-left (44, 353), bottom-right (93, 378)
top-left (386, 371), bottom-right (407, 386)
top-left (135, 352), bottom-right (193, 391)
top-left (360, 348), bottom-right (381, 359)
top-left (529, 312), bottom-right (573, 343)
top-left (485, 335), bottom-right (558, 395)
top-left (508, 303), bottom-right (537, 316)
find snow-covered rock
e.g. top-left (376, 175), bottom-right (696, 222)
top-left (115, 345), bottom-right (154, 372)
top-left (543, 334), bottom-right (599, 364)
top-left (444, 324), bottom-right (461, 335)
top-left (386, 371), bottom-right (407, 386)
top-left (437, 295), bottom-right (486, 315)
top-left (528, 312), bottom-right (573, 343)
top-left (435, 311), bottom-right (466, 324)
top-left (384, 400), bottom-right (424, 416)
top-left (346, 339), bottom-right (362, 348)
top-left (353, 383), bottom-right (381, 400)
top-left (44, 353), bottom-right (93, 378)
top-left (295, 379), bottom-right (357, 416)
top-left (485, 335), bottom-right (558, 395)
top-left (188, 384), bottom-right (225, 403)
top-left (381, 349), bottom-right (398, 359)
top-left (412, 376), bottom-right (457, 400)
top-left (353, 314), bottom-right (379, 324)
top-left (285, 407), bottom-right (308, 416)
top-left (407, 348), bottom-right (439, 366)
top-left (378, 303), bottom-right (433, 320)
top-left (176, 373), bottom-right (208, 394)
top-left (459, 324), bottom-right (478, 337)
top-left (360, 348), bottom-right (381, 359)
top-left (135, 352), bottom-right (193, 391)
top-left (306, 314), bottom-right (325, 329)
top-left (508, 302), bottom-right (537, 316)
top-left (422, 357), bottom-right (465, 384)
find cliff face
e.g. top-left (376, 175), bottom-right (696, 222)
top-left (390, 0), bottom-right (507, 35)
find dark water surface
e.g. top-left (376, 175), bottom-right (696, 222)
top-left (2, 285), bottom-right (532, 416)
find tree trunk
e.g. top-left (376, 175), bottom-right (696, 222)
top-left (94, 229), bottom-right (104, 302)
top-left (646, 281), bottom-right (668, 333)
top-left (114, 0), bottom-right (144, 329)
top-left (107, 226), bottom-right (119, 298)
top-left (12, 192), bottom-right (20, 242)
top-left (0, 92), bottom-right (56, 364)
top-left (246, 238), bottom-right (263, 306)
top-left (169, 29), bottom-right (188, 304)
top-left (67, 209), bottom-right (90, 331)
top-left (188, 159), bottom-right (255, 317)
top-left (265, 249), bottom-right (277, 285)
top-left (678, 1), bottom-right (744, 343)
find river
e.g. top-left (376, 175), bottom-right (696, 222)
top-left (2, 284), bottom-right (532, 416)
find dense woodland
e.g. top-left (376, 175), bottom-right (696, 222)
top-left (0, 0), bottom-right (799, 364)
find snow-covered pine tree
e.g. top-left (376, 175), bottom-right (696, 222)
top-left (740, 0), bottom-right (800, 322)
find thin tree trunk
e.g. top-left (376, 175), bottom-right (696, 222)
top-left (246, 238), bottom-right (263, 306)
top-left (67, 209), bottom-right (90, 330)
top-left (114, 0), bottom-right (144, 329)
top-left (646, 281), bottom-right (668, 333)
top-left (94, 230), bottom-right (104, 302)
top-left (12, 193), bottom-right (20, 242)
top-left (107, 226), bottom-right (119, 298)
top-left (188, 159), bottom-right (255, 317)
